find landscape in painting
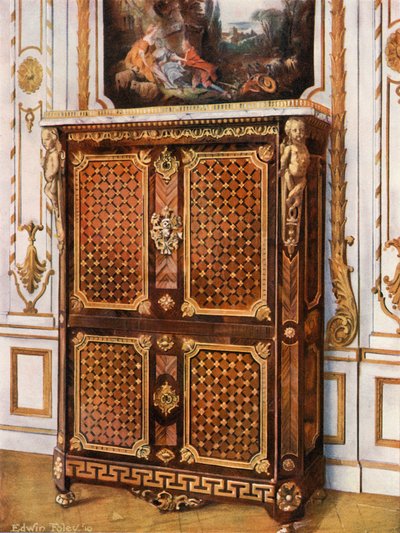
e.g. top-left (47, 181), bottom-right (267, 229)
top-left (103, 0), bottom-right (315, 109)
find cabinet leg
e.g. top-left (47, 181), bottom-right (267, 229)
top-left (55, 491), bottom-right (76, 508)
top-left (276, 524), bottom-right (296, 533)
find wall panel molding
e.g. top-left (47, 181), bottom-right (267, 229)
top-left (324, 372), bottom-right (346, 445)
top-left (10, 347), bottom-right (52, 417)
top-left (375, 376), bottom-right (400, 448)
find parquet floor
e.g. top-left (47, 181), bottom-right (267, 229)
top-left (0, 450), bottom-right (398, 533)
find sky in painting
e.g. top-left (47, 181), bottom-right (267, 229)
top-left (218, 0), bottom-right (284, 30)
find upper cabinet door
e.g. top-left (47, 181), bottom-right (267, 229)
top-left (180, 144), bottom-right (275, 323)
top-left (70, 148), bottom-right (150, 314)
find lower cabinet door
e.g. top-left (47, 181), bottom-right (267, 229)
top-left (179, 338), bottom-right (270, 475)
top-left (69, 331), bottom-right (151, 459)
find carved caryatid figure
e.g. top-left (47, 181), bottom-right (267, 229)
top-left (41, 127), bottom-right (65, 252)
top-left (280, 118), bottom-right (310, 255)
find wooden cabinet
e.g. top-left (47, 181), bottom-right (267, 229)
top-left (51, 111), bottom-right (329, 527)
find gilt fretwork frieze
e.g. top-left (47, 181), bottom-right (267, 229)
top-left (73, 154), bottom-right (148, 311)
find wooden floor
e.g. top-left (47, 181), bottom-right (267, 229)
top-left (0, 450), bottom-right (398, 533)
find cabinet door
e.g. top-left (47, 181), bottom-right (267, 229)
top-left (180, 144), bottom-right (275, 323)
top-left (69, 148), bottom-right (150, 314)
top-left (180, 337), bottom-right (271, 475)
top-left (69, 331), bottom-right (151, 458)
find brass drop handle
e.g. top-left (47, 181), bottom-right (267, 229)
top-left (150, 206), bottom-right (182, 255)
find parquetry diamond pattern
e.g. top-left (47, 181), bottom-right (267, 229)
top-left (189, 156), bottom-right (262, 311)
top-left (79, 340), bottom-right (143, 448)
top-left (189, 348), bottom-right (260, 462)
top-left (78, 159), bottom-right (144, 306)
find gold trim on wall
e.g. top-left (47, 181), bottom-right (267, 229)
top-left (323, 372), bottom-right (346, 445)
top-left (0, 424), bottom-right (56, 435)
top-left (375, 377), bottom-right (400, 448)
top-left (10, 347), bottom-right (52, 418)
top-left (77, 0), bottom-right (90, 109)
top-left (18, 0), bottom-right (43, 55)
top-left (326, 0), bottom-right (358, 348)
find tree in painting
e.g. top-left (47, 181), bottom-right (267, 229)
top-left (103, 0), bottom-right (315, 109)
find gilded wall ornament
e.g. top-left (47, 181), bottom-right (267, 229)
top-left (153, 381), bottom-right (179, 416)
top-left (77, 0), bottom-right (90, 109)
top-left (158, 294), bottom-right (175, 312)
top-left (41, 127), bottom-right (66, 252)
top-left (276, 482), bottom-right (302, 512)
top-left (157, 335), bottom-right (174, 352)
top-left (386, 29), bottom-right (400, 73)
top-left (280, 118), bottom-right (310, 257)
top-left (16, 222), bottom-right (46, 294)
top-left (154, 147), bottom-right (179, 184)
top-left (156, 448), bottom-right (175, 465)
top-left (327, 0), bottom-right (358, 347)
top-left (25, 108), bottom-right (35, 133)
top-left (151, 207), bottom-right (182, 255)
top-left (383, 238), bottom-right (400, 311)
top-left (18, 57), bottom-right (43, 94)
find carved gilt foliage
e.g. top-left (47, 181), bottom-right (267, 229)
top-left (326, 0), bottom-right (358, 347)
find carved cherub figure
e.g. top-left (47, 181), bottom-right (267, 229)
top-left (41, 128), bottom-right (65, 219)
top-left (41, 127), bottom-right (65, 251)
top-left (280, 118), bottom-right (310, 219)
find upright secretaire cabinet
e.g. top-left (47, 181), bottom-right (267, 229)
top-left (47, 108), bottom-right (329, 529)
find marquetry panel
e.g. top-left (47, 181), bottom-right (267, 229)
top-left (184, 149), bottom-right (268, 317)
top-left (73, 154), bottom-right (148, 310)
top-left (281, 342), bottom-right (299, 457)
top-left (305, 156), bottom-right (323, 309)
top-left (72, 334), bottom-right (149, 455)
top-left (304, 344), bottom-right (320, 452)
top-left (155, 423), bottom-right (177, 446)
top-left (183, 342), bottom-right (267, 470)
top-left (155, 164), bottom-right (178, 289)
top-left (282, 253), bottom-right (299, 322)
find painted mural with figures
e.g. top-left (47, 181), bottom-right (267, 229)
top-left (103, 0), bottom-right (315, 109)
